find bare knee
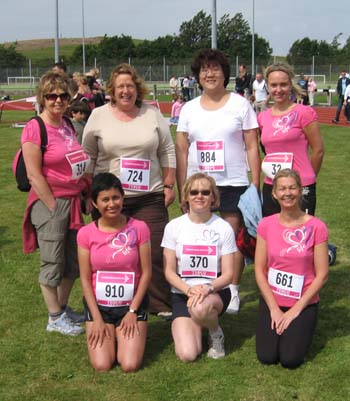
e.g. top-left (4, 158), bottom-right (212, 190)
top-left (91, 359), bottom-right (114, 372)
top-left (119, 360), bottom-right (142, 373)
top-left (176, 348), bottom-right (200, 363)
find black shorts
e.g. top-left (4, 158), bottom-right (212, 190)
top-left (213, 185), bottom-right (248, 214)
top-left (262, 183), bottom-right (316, 217)
top-left (171, 288), bottom-right (231, 321)
top-left (83, 296), bottom-right (148, 327)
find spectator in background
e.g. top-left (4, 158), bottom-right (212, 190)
top-left (188, 75), bottom-right (196, 100)
top-left (52, 62), bottom-right (67, 74)
top-left (252, 72), bottom-right (269, 115)
top-left (170, 95), bottom-right (184, 126)
top-left (169, 76), bottom-right (179, 101)
top-left (182, 76), bottom-right (190, 101)
top-left (307, 77), bottom-right (317, 107)
top-left (332, 70), bottom-right (350, 123)
top-left (297, 74), bottom-right (309, 105)
top-left (343, 80), bottom-right (350, 123)
top-left (235, 64), bottom-right (252, 98)
top-left (68, 100), bottom-right (91, 144)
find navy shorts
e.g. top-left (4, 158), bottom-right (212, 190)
top-left (83, 296), bottom-right (148, 327)
top-left (171, 288), bottom-right (231, 321)
top-left (213, 185), bottom-right (248, 214)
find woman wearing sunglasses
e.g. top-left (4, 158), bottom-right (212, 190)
top-left (21, 72), bottom-right (91, 336)
top-left (162, 173), bottom-right (236, 361)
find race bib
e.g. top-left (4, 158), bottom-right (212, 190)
top-left (180, 245), bottom-right (218, 278)
top-left (95, 271), bottom-right (135, 306)
top-left (268, 268), bottom-right (304, 299)
top-left (261, 153), bottom-right (293, 179)
top-left (196, 141), bottom-right (224, 171)
top-left (65, 150), bottom-right (90, 180)
top-left (120, 158), bottom-right (150, 191)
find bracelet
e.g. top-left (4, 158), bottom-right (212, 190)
top-left (163, 184), bottom-right (174, 190)
top-left (207, 284), bottom-right (215, 294)
top-left (129, 308), bottom-right (137, 314)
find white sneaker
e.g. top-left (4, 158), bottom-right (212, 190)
top-left (207, 331), bottom-right (225, 359)
top-left (226, 291), bottom-right (240, 314)
top-left (46, 312), bottom-right (85, 336)
top-left (65, 305), bottom-right (85, 324)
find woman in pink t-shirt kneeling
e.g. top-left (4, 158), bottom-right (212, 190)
top-left (254, 169), bottom-right (329, 368)
top-left (77, 173), bottom-right (152, 372)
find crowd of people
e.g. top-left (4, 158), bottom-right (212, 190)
top-left (19, 52), bottom-right (329, 372)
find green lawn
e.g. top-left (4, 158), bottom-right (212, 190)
top-left (0, 118), bottom-right (349, 401)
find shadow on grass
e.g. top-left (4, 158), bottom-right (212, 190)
top-left (0, 225), bottom-right (12, 248)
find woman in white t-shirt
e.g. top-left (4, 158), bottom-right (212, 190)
top-left (176, 49), bottom-right (261, 313)
top-left (162, 173), bottom-right (236, 361)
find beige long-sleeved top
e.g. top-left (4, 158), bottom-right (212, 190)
top-left (82, 103), bottom-right (176, 197)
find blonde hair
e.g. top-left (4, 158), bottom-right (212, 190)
top-left (272, 168), bottom-right (303, 206)
top-left (106, 63), bottom-right (148, 108)
top-left (36, 72), bottom-right (72, 109)
top-left (181, 173), bottom-right (220, 210)
top-left (265, 62), bottom-right (303, 98)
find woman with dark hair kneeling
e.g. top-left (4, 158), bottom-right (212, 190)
top-left (162, 173), bottom-right (236, 361)
top-left (77, 173), bottom-right (151, 372)
top-left (255, 169), bottom-right (329, 368)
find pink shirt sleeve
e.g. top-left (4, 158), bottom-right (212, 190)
top-left (21, 119), bottom-right (41, 146)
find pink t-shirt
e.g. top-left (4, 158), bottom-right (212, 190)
top-left (21, 118), bottom-right (90, 184)
top-left (77, 217), bottom-right (150, 298)
top-left (171, 100), bottom-right (183, 118)
top-left (257, 214), bottom-right (328, 307)
top-left (258, 104), bottom-right (317, 186)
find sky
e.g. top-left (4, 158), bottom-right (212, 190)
top-left (1, 0), bottom-right (349, 56)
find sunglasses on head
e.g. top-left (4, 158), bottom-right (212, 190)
top-left (44, 92), bottom-right (70, 101)
top-left (189, 189), bottom-right (211, 196)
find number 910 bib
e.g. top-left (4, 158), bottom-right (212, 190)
top-left (95, 271), bottom-right (135, 306)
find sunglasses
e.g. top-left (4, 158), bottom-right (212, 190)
top-left (44, 92), bottom-right (70, 101)
top-left (189, 189), bottom-right (211, 196)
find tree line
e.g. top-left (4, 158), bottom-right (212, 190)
top-left (1, 10), bottom-right (350, 69)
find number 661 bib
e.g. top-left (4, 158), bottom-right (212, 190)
top-left (95, 271), bottom-right (135, 307)
top-left (268, 268), bottom-right (304, 299)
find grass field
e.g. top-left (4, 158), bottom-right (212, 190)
top-left (0, 113), bottom-right (349, 401)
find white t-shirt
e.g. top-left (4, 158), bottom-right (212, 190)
top-left (161, 214), bottom-right (237, 293)
top-left (253, 79), bottom-right (268, 102)
top-left (177, 93), bottom-right (258, 186)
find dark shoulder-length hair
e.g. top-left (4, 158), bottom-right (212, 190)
top-left (191, 48), bottom-right (230, 90)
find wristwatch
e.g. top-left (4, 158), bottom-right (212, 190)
top-left (129, 308), bottom-right (137, 314)
top-left (163, 184), bottom-right (174, 190)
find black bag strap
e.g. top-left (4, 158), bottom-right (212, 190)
top-left (30, 116), bottom-right (48, 152)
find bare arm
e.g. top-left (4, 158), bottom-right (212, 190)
top-left (244, 128), bottom-right (261, 189)
top-left (175, 132), bottom-right (189, 203)
top-left (162, 167), bottom-right (176, 207)
top-left (276, 241), bottom-right (329, 334)
top-left (163, 247), bottom-right (189, 295)
top-left (78, 246), bottom-right (110, 348)
top-left (303, 121), bottom-right (324, 176)
top-left (22, 142), bottom-right (56, 211)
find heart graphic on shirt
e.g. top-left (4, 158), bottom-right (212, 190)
top-left (280, 226), bottom-right (312, 256)
top-left (202, 229), bottom-right (220, 243)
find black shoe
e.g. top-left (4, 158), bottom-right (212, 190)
top-left (332, 119), bottom-right (339, 124)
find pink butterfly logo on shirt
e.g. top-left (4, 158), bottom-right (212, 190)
top-left (280, 225), bottom-right (313, 256)
top-left (109, 228), bottom-right (137, 259)
top-left (272, 111), bottom-right (298, 136)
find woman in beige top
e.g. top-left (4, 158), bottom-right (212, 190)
top-left (83, 63), bottom-right (176, 316)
